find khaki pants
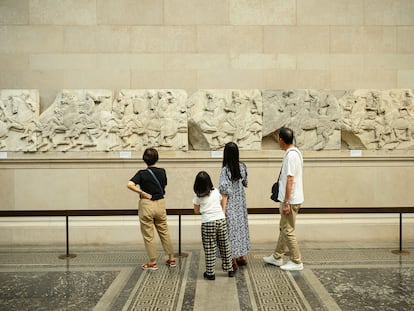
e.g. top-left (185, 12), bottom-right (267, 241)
top-left (274, 203), bottom-right (302, 264)
top-left (139, 198), bottom-right (174, 262)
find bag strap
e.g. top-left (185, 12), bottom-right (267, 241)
top-left (276, 170), bottom-right (281, 182)
top-left (277, 148), bottom-right (303, 181)
top-left (283, 148), bottom-right (303, 164)
top-left (146, 168), bottom-right (164, 195)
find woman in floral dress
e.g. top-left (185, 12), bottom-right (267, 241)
top-left (219, 142), bottom-right (250, 270)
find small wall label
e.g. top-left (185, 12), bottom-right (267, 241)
top-left (119, 151), bottom-right (132, 158)
top-left (350, 150), bottom-right (362, 157)
top-left (211, 150), bottom-right (223, 158)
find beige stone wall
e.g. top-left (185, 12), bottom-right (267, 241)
top-left (2, 150), bottom-right (414, 210)
top-left (1, 0), bottom-right (413, 108)
top-left (1, 151), bottom-right (413, 246)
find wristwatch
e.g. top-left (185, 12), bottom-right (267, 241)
top-left (283, 201), bottom-right (290, 205)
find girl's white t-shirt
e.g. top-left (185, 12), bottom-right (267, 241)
top-left (192, 188), bottom-right (225, 223)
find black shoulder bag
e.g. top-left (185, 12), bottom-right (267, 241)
top-left (270, 172), bottom-right (281, 202)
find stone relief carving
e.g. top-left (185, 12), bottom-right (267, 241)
top-left (187, 90), bottom-right (262, 150)
top-left (339, 89), bottom-right (414, 150)
top-left (116, 90), bottom-right (188, 151)
top-left (0, 90), bottom-right (39, 152)
top-left (39, 89), bottom-right (188, 152)
top-left (36, 90), bottom-right (114, 152)
top-left (262, 90), bottom-right (341, 150)
top-left (0, 89), bottom-right (413, 153)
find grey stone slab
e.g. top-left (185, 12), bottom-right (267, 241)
top-left (313, 267), bottom-right (414, 311)
top-left (0, 270), bottom-right (118, 311)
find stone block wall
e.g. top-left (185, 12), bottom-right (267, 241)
top-left (1, 0), bottom-right (413, 107)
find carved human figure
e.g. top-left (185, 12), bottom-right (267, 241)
top-left (119, 113), bottom-right (148, 148)
top-left (199, 92), bottom-right (220, 133)
top-left (241, 108), bottom-right (262, 148)
top-left (63, 109), bottom-right (97, 151)
top-left (146, 91), bottom-right (162, 146)
top-left (357, 106), bottom-right (384, 147)
top-left (233, 91), bottom-right (263, 148)
top-left (0, 93), bottom-right (38, 151)
top-left (392, 107), bottom-right (412, 142)
top-left (313, 94), bottom-right (340, 150)
top-left (6, 95), bottom-right (29, 132)
top-left (0, 99), bottom-right (8, 149)
top-left (101, 104), bottom-right (126, 151)
top-left (284, 91), bottom-right (301, 118)
top-left (215, 100), bottom-right (237, 148)
top-left (37, 107), bottom-right (65, 150)
top-left (158, 91), bottom-right (179, 147)
top-left (19, 119), bottom-right (42, 152)
top-left (190, 89), bottom-right (262, 150)
top-left (232, 91), bottom-right (251, 144)
top-left (176, 99), bottom-right (188, 150)
top-left (340, 92), bottom-right (357, 132)
top-left (286, 91), bottom-right (338, 150)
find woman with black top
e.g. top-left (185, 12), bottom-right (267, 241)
top-left (127, 147), bottom-right (176, 270)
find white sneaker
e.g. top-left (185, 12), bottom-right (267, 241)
top-left (263, 255), bottom-right (283, 266)
top-left (280, 260), bottom-right (303, 271)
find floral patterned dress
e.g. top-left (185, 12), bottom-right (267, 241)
top-left (219, 163), bottom-right (250, 258)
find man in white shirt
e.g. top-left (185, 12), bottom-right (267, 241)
top-left (263, 127), bottom-right (304, 271)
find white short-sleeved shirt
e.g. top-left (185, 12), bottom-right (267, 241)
top-left (192, 188), bottom-right (225, 223)
top-left (278, 147), bottom-right (304, 204)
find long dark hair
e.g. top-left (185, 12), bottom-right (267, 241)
top-left (222, 142), bottom-right (242, 181)
top-left (193, 171), bottom-right (214, 197)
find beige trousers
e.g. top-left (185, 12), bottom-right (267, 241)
top-left (274, 203), bottom-right (302, 264)
top-left (139, 198), bottom-right (174, 262)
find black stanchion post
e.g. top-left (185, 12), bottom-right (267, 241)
top-left (175, 213), bottom-right (188, 257)
top-left (66, 215), bottom-right (69, 256)
top-left (392, 213), bottom-right (409, 255)
top-left (59, 215), bottom-right (76, 259)
top-left (399, 213), bottom-right (402, 252)
top-left (179, 214), bottom-right (181, 255)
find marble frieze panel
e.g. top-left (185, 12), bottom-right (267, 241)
top-left (0, 90), bottom-right (39, 152)
top-left (37, 89), bottom-right (114, 152)
top-left (1, 88), bottom-right (414, 153)
top-left (116, 89), bottom-right (188, 151)
top-left (339, 89), bottom-right (414, 150)
top-left (0, 89), bottom-right (188, 152)
top-left (187, 89), bottom-right (262, 150)
top-left (263, 90), bottom-right (341, 150)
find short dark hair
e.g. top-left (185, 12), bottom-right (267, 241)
top-left (279, 127), bottom-right (294, 145)
top-left (142, 148), bottom-right (158, 166)
top-left (193, 171), bottom-right (214, 197)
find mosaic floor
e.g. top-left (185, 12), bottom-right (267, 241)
top-left (0, 245), bottom-right (413, 311)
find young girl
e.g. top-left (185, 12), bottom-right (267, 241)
top-left (193, 171), bottom-right (234, 280)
